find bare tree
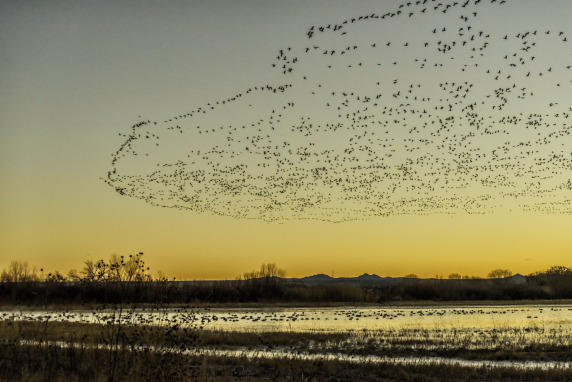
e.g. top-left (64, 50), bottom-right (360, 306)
top-left (544, 265), bottom-right (572, 276)
top-left (71, 253), bottom-right (151, 282)
top-left (487, 269), bottom-right (513, 279)
top-left (260, 263), bottom-right (286, 278)
top-left (242, 263), bottom-right (286, 279)
top-left (155, 270), bottom-right (168, 281)
top-left (0, 260), bottom-right (41, 282)
top-left (82, 259), bottom-right (110, 281)
top-left (67, 268), bottom-right (82, 281)
top-left (45, 271), bottom-right (66, 282)
top-left (448, 273), bottom-right (462, 279)
top-left (542, 265), bottom-right (572, 299)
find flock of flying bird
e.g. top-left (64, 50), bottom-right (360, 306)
top-left (105, 0), bottom-right (572, 222)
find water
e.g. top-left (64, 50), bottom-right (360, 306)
top-left (17, 339), bottom-right (572, 371)
top-left (4, 304), bottom-right (572, 369)
top-left (202, 348), bottom-right (572, 371)
top-left (3, 304), bottom-right (572, 332)
top-left (200, 305), bottom-right (572, 332)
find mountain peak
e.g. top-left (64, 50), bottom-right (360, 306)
top-left (356, 273), bottom-right (381, 279)
top-left (301, 273), bottom-right (332, 280)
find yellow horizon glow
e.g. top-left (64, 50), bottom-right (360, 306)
top-left (1, 200), bottom-right (570, 280)
top-left (1, 1), bottom-right (571, 282)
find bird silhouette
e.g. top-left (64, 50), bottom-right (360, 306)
top-left (105, 0), bottom-right (572, 222)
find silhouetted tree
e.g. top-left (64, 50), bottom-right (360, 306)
top-left (0, 260), bottom-right (41, 282)
top-left (108, 252), bottom-right (151, 282)
top-left (239, 263), bottom-right (287, 301)
top-left (80, 259), bottom-right (110, 281)
top-left (45, 271), bottom-right (66, 282)
top-left (242, 263), bottom-right (286, 279)
top-left (487, 269), bottom-right (513, 279)
top-left (544, 265), bottom-right (572, 276)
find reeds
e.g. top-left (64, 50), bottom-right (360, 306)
top-left (2, 342), bottom-right (572, 381)
top-left (2, 307), bottom-right (572, 381)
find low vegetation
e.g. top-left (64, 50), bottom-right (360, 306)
top-left (3, 315), bottom-right (572, 381)
top-left (3, 256), bottom-right (572, 380)
top-left (6, 341), bottom-right (572, 382)
top-left (1, 255), bottom-right (572, 306)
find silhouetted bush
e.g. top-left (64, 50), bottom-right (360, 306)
top-left (2, 257), bottom-right (572, 305)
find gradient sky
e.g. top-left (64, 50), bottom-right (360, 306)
top-left (1, 0), bottom-right (571, 280)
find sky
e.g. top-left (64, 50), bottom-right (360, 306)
top-left (1, 0), bottom-right (571, 280)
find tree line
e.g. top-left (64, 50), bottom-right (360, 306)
top-left (1, 253), bottom-right (572, 305)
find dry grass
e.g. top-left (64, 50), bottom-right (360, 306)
top-left (2, 307), bottom-right (572, 381)
top-left (3, 342), bottom-right (572, 382)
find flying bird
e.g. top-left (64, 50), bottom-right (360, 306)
top-left (105, 0), bottom-right (572, 222)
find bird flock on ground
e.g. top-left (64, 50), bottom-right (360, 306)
top-left (105, 0), bottom-right (572, 222)
top-left (4, 306), bottom-right (568, 330)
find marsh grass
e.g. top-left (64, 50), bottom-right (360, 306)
top-left (0, 306), bottom-right (203, 382)
top-left (3, 315), bottom-right (572, 361)
top-left (3, 308), bottom-right (572, 381)
top-left (2, 341), bottom-right (572, 382)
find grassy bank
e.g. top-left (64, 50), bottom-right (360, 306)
top-left (4, 319), bottom-right (572, 362)
top-left (3, 342), bottom-right (572, 382)
top-left (3, 295), bottom-right (572, 381)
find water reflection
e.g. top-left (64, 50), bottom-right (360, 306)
top-left (5, 305), bottom-right (572, 370)
top-left (202, 348), bottom-right (572, 371)
top-left (5, 305), bottom-right (571, 331)
top-left (3, 305), bottom-right (572, 352)
top-left (17, 339), bottom-right (572, 371)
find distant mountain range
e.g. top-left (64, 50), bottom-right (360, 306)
top-left (178, 273), bottom-right (527, 284)
top-left (286, 273), bottom-right (527, 286)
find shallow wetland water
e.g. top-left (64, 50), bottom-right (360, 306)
top-left (4, 304), bottom-right (572, 370)
top-left (5, 304), bottom-right (572, 332)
